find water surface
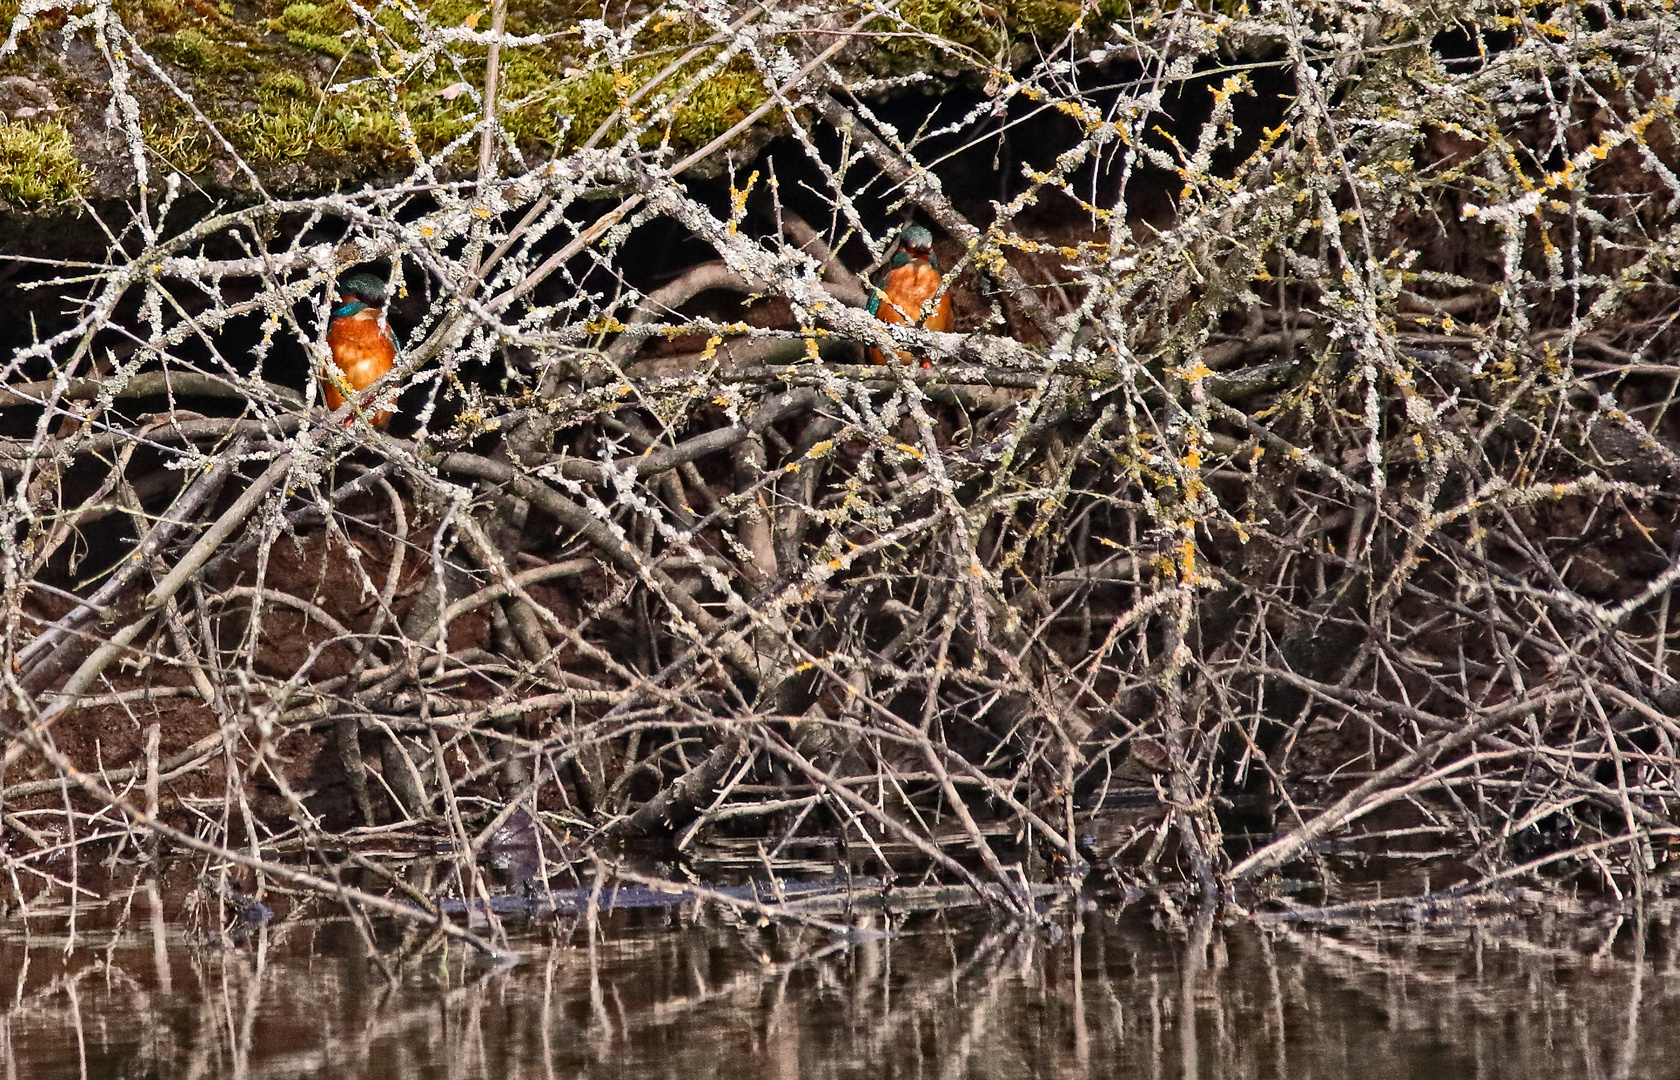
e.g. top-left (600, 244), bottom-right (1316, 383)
top-left (0, 882), bottom-right (1675, 1079)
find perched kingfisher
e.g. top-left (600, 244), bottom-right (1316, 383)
top-left (322, 273), bottom-right (397, 428)
top-left (867, 224), bottom-right (953, 368)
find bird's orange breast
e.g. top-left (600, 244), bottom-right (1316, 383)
top-left (871, 260), bottom-right (952, 366)
top-left (324, 314), bottom-right (397, 426)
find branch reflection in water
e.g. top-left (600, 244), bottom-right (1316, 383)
top-left (0, 880), bottom-right (1675, 1079)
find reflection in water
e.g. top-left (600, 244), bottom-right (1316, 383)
top-left (0, 883), bottom-right (1677, 1079)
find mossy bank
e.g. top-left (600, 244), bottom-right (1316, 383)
top-left (0, 0), bottom-right (1130, 208)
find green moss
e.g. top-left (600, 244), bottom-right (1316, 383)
top-left (269, 1), bottom-right (352, 56)
top-left (666, 70), bottom-right (765, 147)
top-left (545, 68), bottom-right (618, 144)
top-left (4, 0), bottom-right (824, 191)
top-left (139, 0), bottom-right (198, 36)
top-left (163, 26), bottom-right (236, 72)
top-left (259, 71), bottom-right (312, 100)
top-left (899, 0), bottom-right (1003, 51)
top-left (234, 93), bottom-right (407, 161)
top-left (518, 47), bottom-right (773, 154)
top-left (1012, 0), bottom-right (1084, 37)
top-left (885, 0), bottom-right (1146, 59)
top-left (146, 105), bottom-right (219, 173)
top-left (376, 0), bottom-right (479, 35)
top-left (0, 119), bottom-right (87, 208)
top-left (285, 28), bottom-right (347, 55)
top-left (276, 2), bottom-right (342, 34)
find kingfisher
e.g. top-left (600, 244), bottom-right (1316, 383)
top-left (322, 273), bottom-right (397, 428)
top-left (866, 224), bottom-right (953, 368)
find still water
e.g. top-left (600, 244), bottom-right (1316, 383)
top-left (0, 881), bottom-right (1674, 1079)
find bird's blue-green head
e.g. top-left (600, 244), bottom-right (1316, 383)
top-left (334, 273), bottom-right (388, 319)
top-left (899, 225), bottom-right (934, 255)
